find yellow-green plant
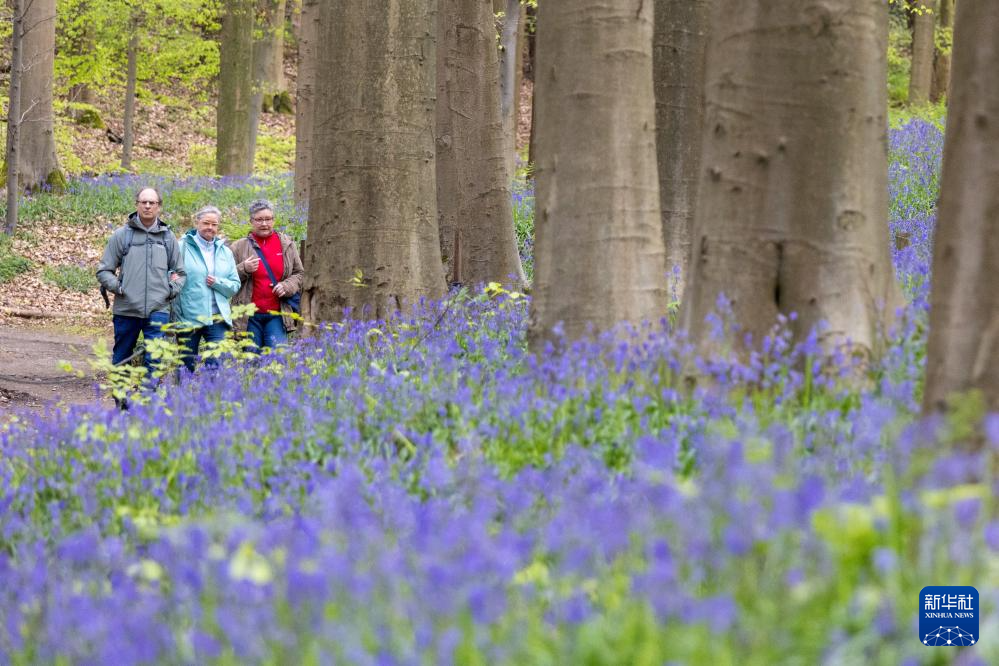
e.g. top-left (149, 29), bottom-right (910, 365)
top-left (68, 304), bottom-right (262, 406)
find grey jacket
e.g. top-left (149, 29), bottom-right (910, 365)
top-left (96, 213), bottom-right (186, 318)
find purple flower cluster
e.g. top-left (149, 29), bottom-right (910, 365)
top-left (0, 122), bottom-right (995, 663)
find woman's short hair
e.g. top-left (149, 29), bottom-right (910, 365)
top-left (248, 199), bottom-right (274, 219)
top-left (194, 205), bottom-right (222, 222)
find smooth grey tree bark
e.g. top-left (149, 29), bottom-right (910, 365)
top-left (908, 0), bottom-right (937, 105)
top-left (528, 0), bottom-right (668, 347)
top-left (303, 0), bottom-right (446, 322)
top-left (14, 0), bottom-right (62, 192)
top-left (924, 1), bottom-right (999, 415)
top-left (681, 0), bottom-right (901, 359)
top-left (653, 0), bottom-right (712, 299)
top-left (216, 0), bottom-right (256, 176)
top-left (436, 0), bottom-right (525, 288)
top-left (294, 0), bottom-right (318, 206)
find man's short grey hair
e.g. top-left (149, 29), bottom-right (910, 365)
top-left (194, 205), bottom-right (222, 222)
top-left (249, 199), bottom-right (274, 219)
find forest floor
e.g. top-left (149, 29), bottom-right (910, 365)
top-left (0, 224), bottom-right (109, 415)
top-left (0, 325), bottom-right (102, 414)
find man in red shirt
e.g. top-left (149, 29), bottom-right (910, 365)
top-left (230, 200), bottom-right (305, 350)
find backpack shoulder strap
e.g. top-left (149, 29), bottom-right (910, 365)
top-left (118, 226), bottom-right (135, 261)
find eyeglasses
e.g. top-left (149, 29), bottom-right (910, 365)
top-left (136, 200), bottom-right (160, 206)
top-left (252, 216), bottom-right (274, 223)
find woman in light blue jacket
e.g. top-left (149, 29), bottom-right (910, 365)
top-left (173, 205), bottom-right (241, 373)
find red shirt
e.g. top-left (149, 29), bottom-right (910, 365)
top-left (251, 233), bottom-right (285, 314)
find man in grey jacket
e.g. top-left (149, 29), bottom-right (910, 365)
top-left (97, 187), bottom-right (186, 375)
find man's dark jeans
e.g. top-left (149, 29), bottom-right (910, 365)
top-left (112, 311), bottom-right (169, 370)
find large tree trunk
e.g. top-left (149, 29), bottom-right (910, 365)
top-left (16, 0), bottom-right (62, 192)
top-left (121, 25), bottom-right (139, 172)
top-left (436, 0), bottom-right (525, 288)
top-left (303, 0), bottom-right (446, 322)
top-left (294, 0), bottom-right (318, 207)
top-left (497, 0), bottom-right (523, 180)
top-left (908, 0), bottom-right (936, 105)
top-left (681, 0), bottom-right (900, 359)
top-left (528, 0), bottom-right (668, 347)
top-left (930, 0), bottom-right (953, 103)
top-left (216, 0), bottom-right (256, 176)
top-left (924, 2), bottom-right (999, 415)
top-left (653, 0), bottom-right (712, 299)
top-left (3, 0), bottom-right (25, 235)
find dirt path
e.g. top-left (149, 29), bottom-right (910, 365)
top-left (0, 324), bottom-right (105, 414)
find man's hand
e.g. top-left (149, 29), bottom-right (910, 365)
top-left (273, 282), bottom-right (287, 298)
top-left (244, 256), bottom-right (260, 273)
top-left (206, 275), bottom-right (217, 287)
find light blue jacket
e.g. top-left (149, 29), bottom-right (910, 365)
top-left (173, 230), bottom-right (241, 327)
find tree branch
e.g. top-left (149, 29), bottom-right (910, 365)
top-left (21, 12), bottom-right (56, 37)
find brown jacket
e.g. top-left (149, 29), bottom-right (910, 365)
top-left (229, 232), bottom-right (304, 332)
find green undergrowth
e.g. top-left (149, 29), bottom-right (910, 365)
top-left (887, 12), bottom-right (912, 107)
top-left (42, 264), bottom-right (98, 293)
top-left (889, 100), bottom-right (948, 130)
top-left (0, 235), bottom-right (32, 283)
top-left (7, 174), bottom-right (303, 239)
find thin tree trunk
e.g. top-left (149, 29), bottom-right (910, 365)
top-left (290, 0), bottom-right (301, 38)
top-left (267, 0), bottom-right (287, 95)
top-left (525, 1), bottom-right (536, 166)
top-left (528, 0), bottom-right (668, 346)
top-left (67, 0), bottom-right (96, 106)
top-left (924, 1), bottom-right (999, 415)
top-left (252, 0), bottom-right (289, 118)
top-left (216, 0), bottom-right (256, 176)
top-left (498, 0), bottom-right (522, 180)
top-left (294, 0), bottom-right (318, 207)
top-left (121, 25), bottom-right (139, 172)
top-left (17, 0), bottom-right (62, 192)
top-left (908, 0), bottom-right (936, 105)
top-left (436, 0), bottom-right (525, 288)
top-left (303, 0), bottom-right (446, 322)
top-left (681, 0), bottom-right (900, 360)
top-left (654, 0), bottom-right (712, 299)
top-left (930, 0), bottom-right (953, 102)
top-left (3, 0), bottom-right (25, 235)
top-left (512, 8), bottom-right (525, 152)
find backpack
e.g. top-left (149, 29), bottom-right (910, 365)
top-left (100, 224), bottom-right (178, 309)
top-left (120, 225), bottom-right (177, 265)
